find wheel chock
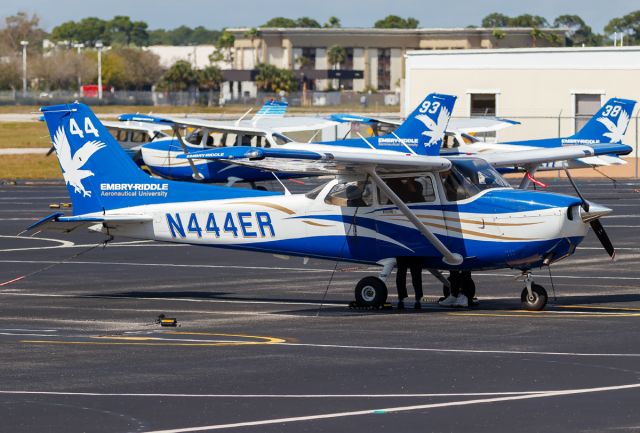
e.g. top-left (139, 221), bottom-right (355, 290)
top-left (61, 202), bottom-right (72, 208)
top-left (156, 314), bottom-right (178, 327)
top-left (49, 203), bottom-right (60, 209)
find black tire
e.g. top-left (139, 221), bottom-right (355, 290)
top-left (520, 284), bottom-right (548, 311)
top-left (354, 277), bottom-right (388, 308)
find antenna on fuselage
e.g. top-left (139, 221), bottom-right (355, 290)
top-left (271, 172), bottom-right (291, 195)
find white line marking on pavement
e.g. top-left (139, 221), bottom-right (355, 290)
top-left (273, 342), bottom-right (640, 357)
top-left (0, 390), bottom-right (554, 398)
top-left (0, 235), bottom-right (74, 248)
top-left (140, 383), bottom-right (640, 433)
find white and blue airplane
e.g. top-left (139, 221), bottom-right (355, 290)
top-left (30, 95), bottom-right (630, 310)
top-left (118, 101), bottom-right (340, 184)
top-left (329, 98), bottom-right (637, 178)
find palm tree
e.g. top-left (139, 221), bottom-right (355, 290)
top-left (327, 45), bottom-right (346, 89)
top-left (244, 27), bottom-right (261, 66)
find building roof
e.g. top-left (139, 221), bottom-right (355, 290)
top-left (405, 46), bottom-right (640, 70)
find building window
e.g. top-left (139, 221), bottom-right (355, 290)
top-left (575, 93), bottom-right (602, 132)
top-left (470, 93), bottom-right (496, 116)
top-left (470, 93), bottom-right (497, 141)
top-left (298, 48), bottom-right (316, 70)
top-left (341, 48), bottom-right (354, 90)
top-left (377, 49), bottom-right (391, 91)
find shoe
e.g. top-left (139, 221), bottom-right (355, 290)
top-left (414, 301), bottom-right (421, 310)
top-left (438, 295), bottom-right (457, 307)
top-left (453, 294), bottom-right (468, 308)
top-left (397, 301), bottom-right (405, 310)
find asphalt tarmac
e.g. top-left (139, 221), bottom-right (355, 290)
top-left (0, 177), bottom-right (639, 433)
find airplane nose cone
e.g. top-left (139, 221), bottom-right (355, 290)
top-left (580, 202), bottom-right (612, 223)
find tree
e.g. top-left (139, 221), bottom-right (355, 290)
top-left (481, 13), bottom-right (510, 28)
top-left (210, 29), bottom-right (235, 64)
top-left (327, 45), bottom-right (346, 89)
top-left (374, 15), bottom-right (419, 29)
top-left (244, 27), bottom-right (262, 64)
top-left (254, 63), bottom-right (297, 93)
top-left (107, 16), bottom-right (149, 46)
top-left (51, 17), bottom-right (109, 46)
top-left (158, 60), bottom-right (198, 91)
top-left (197, 65), bottom-right (224, 106)
top-left (324, 16), bottom-right (341, 28)
top-left (509, 14), bottom-right (549, 28)
top-left (327, 45), bottom-right (346, 68)
top-left (0, 59), bottom-right (21, 90)
top-left (604, 10), bottom-right (640, 45)
top-left (262, 17), bottom-right (297, 28)
top-left (553, 14), bottom-right (601, 46)
top-left (0, 12), bottom-right (46, 54)
top-left (295, 17), bottom-right (321, 28)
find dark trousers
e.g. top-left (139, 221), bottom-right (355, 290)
top-left (396, 257), bottom-right (423, 301)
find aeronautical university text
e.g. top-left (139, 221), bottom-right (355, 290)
top-left (100, 183), bottom-right (169, 198)
top-left (377, 137), bottom-right (419, 147)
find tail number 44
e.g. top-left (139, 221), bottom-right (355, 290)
top-left (69, 117), bottom-right (99, 138)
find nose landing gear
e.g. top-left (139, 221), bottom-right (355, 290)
top-left (520, 272), bottom-right (548, 311)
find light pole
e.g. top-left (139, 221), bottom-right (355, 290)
top-left (73, 42), bottom-right (85, 91)
top-left (95, 40), bottom-right (103, 100)
top-left (20, 40), bottom-right (28, 97)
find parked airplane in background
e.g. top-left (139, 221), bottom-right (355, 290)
top-left (330, 98), bottom-right (637, 176)
top-left (31, 97), bottom-right (630, 311)
top-left (116, 100), bottom-right (339, 184)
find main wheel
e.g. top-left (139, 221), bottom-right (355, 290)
top-left (354, 277), bottom-right (388, 308)
top-left (520, 284), bottom-right (548, 311)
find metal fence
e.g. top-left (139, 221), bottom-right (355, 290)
top-left (0, 90), bottom-right (401, 108)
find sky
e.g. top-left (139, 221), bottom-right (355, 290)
top-left (2, 0), bottom-right (637, 33)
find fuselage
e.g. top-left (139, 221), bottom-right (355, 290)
top-left (95, 178), bottom-right (587, 272)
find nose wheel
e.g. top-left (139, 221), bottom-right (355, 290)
top-left (520, 273), bottom-right (548, 311)
top-left (354, 276), bottom-right (388, 308)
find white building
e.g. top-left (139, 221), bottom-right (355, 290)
top-left (404, 47), bottom-right (640, 151)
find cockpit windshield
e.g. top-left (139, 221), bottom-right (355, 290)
top-left (440, 158), bottom-right (511, 202)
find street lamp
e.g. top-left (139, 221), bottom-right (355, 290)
top-left (20, 40), bottom-right (28, 97)
top-left (73, 43), bottom-right (85, 91)
top-left (95, 40), bottom-right (103, 100)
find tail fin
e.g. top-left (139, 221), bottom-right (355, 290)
top-left (41, 103), bottom-right (274, 215)
top-left (253, 100), bottom-right (288, 118)
top-left (571, 97), bottom-right (636, 143)
top-left (376, 93), bottom-right (456, 156)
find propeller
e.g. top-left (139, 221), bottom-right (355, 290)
top-left (564, 169), bottom-right (615, 259)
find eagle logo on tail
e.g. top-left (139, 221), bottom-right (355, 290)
top-left (52, 126), bottom-right (105, 197)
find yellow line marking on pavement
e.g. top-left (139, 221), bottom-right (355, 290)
top-left (557, 305), bottom-right (640, 312)
top-left (21, 332), bottom-right (286, 347)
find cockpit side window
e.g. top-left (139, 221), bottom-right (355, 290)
top-left (440, 158), bottom-right (511, 202)
top-left (379, 176), bottom-right (436, 204)
top-left (324, 180), bottom-right (374, 207)
top-left (271, 133), bottom-right (291, 146)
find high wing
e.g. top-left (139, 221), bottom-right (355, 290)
top-left (119, 113), bottom-right (339, 135)
top-left (481, 143), bottom-right (632, 168)
top-left (178, 144), bottom-right (452, 175)
top-left (328, 113), bottom-right (520, 134)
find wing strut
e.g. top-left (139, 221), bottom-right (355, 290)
top-left (173, 127), bottom-right (204, 181)
top-left (366, 168), bottom-right (463, 266)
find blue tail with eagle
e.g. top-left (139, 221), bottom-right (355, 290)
top-left (40, 103), bottom-right (277, 215)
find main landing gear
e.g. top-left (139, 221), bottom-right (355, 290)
top-left (520, 272), bottom-right (548, 311)
top-left (353, 259), bottom-right (393, 308)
